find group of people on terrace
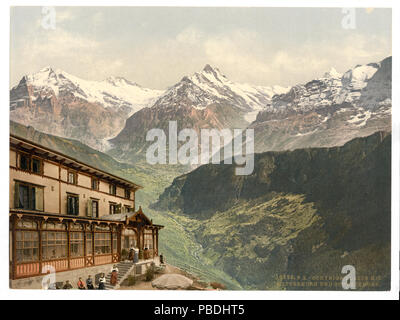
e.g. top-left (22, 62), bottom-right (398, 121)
top-left (48, 264), bottom-right (119, 290)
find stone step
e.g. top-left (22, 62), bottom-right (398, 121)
top-left (102, 261), bottom-right (139, 290)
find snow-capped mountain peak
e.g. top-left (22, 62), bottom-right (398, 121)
top-left (13, 67), bottom-right (164, 117)
top-left (200, 64), bottom-right (227, 82)
top-left (152, 64), bottom-right (290, 123)
top-left (103, 76), bottom-right (140, 88)
top-left (342, 63), bottom-right (379, 90)
top-left (323, 67), bottom-right (342, 79)
top-left (258, 56), bottom-right (391, 116)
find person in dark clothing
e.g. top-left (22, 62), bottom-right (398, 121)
top-left (128, 248), bottom-right (134, 261)
top-left (63, 280), bottom-right (73, 289)
top-left (86, 275), bottom-right (94, 290)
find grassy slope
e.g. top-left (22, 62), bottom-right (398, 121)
top-left (153, 132), bottom-right (391, 290)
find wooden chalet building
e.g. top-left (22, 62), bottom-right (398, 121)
top-left (9, 134), bottom-right (163, 281)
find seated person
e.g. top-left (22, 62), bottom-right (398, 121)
top-left (77, 277), bottom-right (86, 290)
top-left (86, 275), bottom-right (94, 289)
top-left (63, 280), bottom-right (73, 289)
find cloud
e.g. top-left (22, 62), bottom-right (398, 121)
top-left (172, 27), bottom-right (391, 87)
top-left (11, 16), bottom-right (391, 89)
top-left (56, 8), bottom-right (76, 24)
top-left (11, 27), bottom-right (117, 84)
top-left (176, 27), bottom-right (204, 45)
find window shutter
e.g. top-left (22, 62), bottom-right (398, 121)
top-left (35, 187), bottom-right (44, 211)
top-left (14, 181), bottom-right (20, 208)
top-left (86, 199), bottom-right (92, 217)
top-left (75, 197), bottom-right (79, 216)
top-left (67, 196), bottom-right (70, 215)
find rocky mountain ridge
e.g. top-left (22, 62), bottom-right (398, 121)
top-left (10, 67), bottom-right (163, 150)
top-left (153, 131), bottom-right (391, 289)
top-left (250, 56), bottom-right (391, 154)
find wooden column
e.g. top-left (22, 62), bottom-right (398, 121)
top-left (11, 216), bottom-right (17, 280)
top-left (152, 229), bottom-right (155, 258)
top-left (58, 163), bottom-right (61, 214)
top-left (67, 222), bottom-right (71, 269)
top-left (83, 226), bottom-right (87, 267)
top-left (92, 227), bottom-right (95, 265)
top-left (38, 220), bottom-right (43, 274)
top-left (156, 229), bottom-right (159, 257)
top-left (137, 227), bottom-right (143, 260)
top-left (136, 228), bottom-right (140, 250)
top-left (110, 229), bottom-right (113, 256)
top-left (117, 226), bottom-right (121, 260)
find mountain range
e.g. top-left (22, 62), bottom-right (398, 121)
top-left (250, 56), bottom-right (391, 153)
top-left (10, 67), bottom-right (163, 150)
top-left (10, 57), bottom-right (391, 162)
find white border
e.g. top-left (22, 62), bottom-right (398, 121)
top-left (0, 0), bottom-right (398, 301)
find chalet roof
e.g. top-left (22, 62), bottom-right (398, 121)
top-left (101, 206), bottom-right (164, 229)
top-left (10, 134), bottom-right (142, 190)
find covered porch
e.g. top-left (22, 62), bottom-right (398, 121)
top-left (102, 206), bottom-right (164, 261)
top-left (9, 207), bottom-right (163, 280)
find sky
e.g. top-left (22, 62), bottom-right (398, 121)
top-left (10, 7), bottom-right (392, 89)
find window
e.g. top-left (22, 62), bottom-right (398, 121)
top-left (94, 233), bottom-right (111, 255)
top-left (32, 158), bottom-right (42, 174)
top-left (19, 154), bottom-right (30, 171)
top-left (123, 229), bottom-right (137, 249)
top-left (125, 188), bottom-right (131, 199)
top-left (42, 231), bottom-right (68, 260)
top-left (87, 199), bottom-right (99, 218)
top-left (15, 182), bottom-right (44, 211)
top-left (70, 232), bottom-right (84, 257)
top-left (124, 205), bottom-right (131, 213)
top-left (110, 203), bottom-right (121, 215)
top-left (91, 178), bottom-right (99, 190)
top-left (18, 154), bottom-right (43, 174)
top-left (67, 171), bottom-right (77, 184)
top-left (144, 231), bottom-right (153, 250)
top-left (67, 194), bottom-right (79, 216)
top-left (15, 231), bottom-right (39, 263)
top-left (92, 200), bottom-right (99, 218)
top-left (109, 203), bottom-right (117, 215)
top-left (109, 184), bottom-right (116, 195)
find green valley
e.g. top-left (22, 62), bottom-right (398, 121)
top-left (153, 131), bottom-right (391, 290)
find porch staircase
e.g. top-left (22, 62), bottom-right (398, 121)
top-left (103, 261), bottom-right (135, 290)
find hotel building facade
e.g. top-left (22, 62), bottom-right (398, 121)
top-left (9, 134), bottom-right (163, 286)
